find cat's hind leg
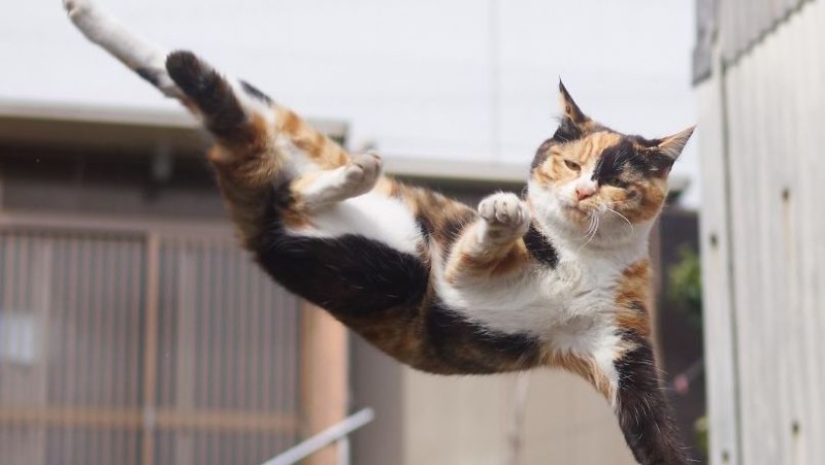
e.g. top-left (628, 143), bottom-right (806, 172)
top-left (612, 339), bottom-right (691, 465)
top-left (64, 0), bottom-right (280, 141)
top-left (547, 326), bottom-right (690, 464)
top-left (291, 152), bottom-right (383, 212)
top-left (443, 192), bottom-right (531, 285)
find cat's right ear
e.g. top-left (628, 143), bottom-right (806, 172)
top-left (166, 51), bottom-right (259, 144)
top-left (553, 81), bottom-right (596, 142)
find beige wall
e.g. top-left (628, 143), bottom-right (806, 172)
top-left (402, 368), bottom-right (635, 465)
top-left (353, 339), bottom-right (635, 465)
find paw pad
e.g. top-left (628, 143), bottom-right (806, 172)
top-left (478, 193), bottom-right (530, 237)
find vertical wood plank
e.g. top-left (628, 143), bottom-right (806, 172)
top-left (300, 303), bottom-right (348, 465)
top-left (141, 235), bottom-right (161, 465)
top-left (33, 239), bottom-right (53, 465)
top-left (696, 46), bottom-right (742, 465)
top-left (175, 240), bottom-right (196, 465)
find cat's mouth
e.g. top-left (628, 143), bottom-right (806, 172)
top-left (560, 199), bottom-right (597, 214)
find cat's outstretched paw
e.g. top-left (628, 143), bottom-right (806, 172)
top-left (341, 151), bottom-right (383, 197)
top-left (477, 193), bottom-right (530, 242)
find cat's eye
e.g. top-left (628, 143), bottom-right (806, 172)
top-left (603, 177), bottom-right (630, 189)
top-left (564, 160), bottom-right (581, 172)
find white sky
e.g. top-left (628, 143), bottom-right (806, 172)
top-left (0, 0), bottom-right (700, 206)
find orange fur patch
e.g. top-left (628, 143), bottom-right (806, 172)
top-left (280, 208), bottom-right (311, 230)
top-left (443, 229), bottom-right (529, 285)
top-left (276, 107), bottom-right (349, 169)
top-left (545, 350), bottom-right (614, 399)
top-left (614, 259), bottom-right (652, 338)
top-left (206, 114), bottom-right (286, 246)
top-left (621, 178), bottom-right (667, 223)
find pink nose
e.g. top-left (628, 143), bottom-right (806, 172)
top-left (576, 186), bottom-right (596, 201)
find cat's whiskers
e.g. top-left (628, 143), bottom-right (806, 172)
top-left (606, 207), bottom-right (634, 234)
top-left (577, 213), bottom-right (600, 251)
top-left (582, 213), bottom-right (596, 239)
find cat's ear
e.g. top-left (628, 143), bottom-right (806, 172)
top-left (554, 81), bottom-right (595, 141)
top-left (641, 126), bottom-right (695, 178)
top-left (654, 126), bottom-right (695, 160)
top-left (166, 51), bottom-right (256, 143)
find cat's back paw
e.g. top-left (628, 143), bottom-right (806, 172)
top-left (64, 0), bottom-right (93, 16)
top-left (341, 151), bottom-right (383, 196)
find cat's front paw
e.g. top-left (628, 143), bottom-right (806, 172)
top-left (478, 193), bottom-right (530, 241)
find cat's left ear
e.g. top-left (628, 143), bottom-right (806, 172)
top-left (643, 126), bottom-right (695, 177)
top-left (654, 126), bottom-right (695, 159)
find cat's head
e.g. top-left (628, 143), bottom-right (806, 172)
top-left (527, 82), bottom-right (693, 245)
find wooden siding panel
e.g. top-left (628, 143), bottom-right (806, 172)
top-left (721, 0), bottom-right (810, 60)
top-left (696, 71), bottom-right (741, 465)
top-left (698, 2), bottom-right (825, 464)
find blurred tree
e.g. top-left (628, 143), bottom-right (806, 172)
top-left (668, 245), bottom-right (702, 329)
top-left (667, 244), bottom-right (707, 459)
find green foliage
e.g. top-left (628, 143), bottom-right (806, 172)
top-left (668, 245), bottom-right (702, 329)
top-left (694, 415), bottom-right (709, 458)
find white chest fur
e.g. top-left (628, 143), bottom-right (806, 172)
top-left (434, 242), bottom-right (648, 341)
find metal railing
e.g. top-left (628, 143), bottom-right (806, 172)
top-left (261, 408), bottom-right (375, 465)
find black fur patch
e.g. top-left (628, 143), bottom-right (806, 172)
top-left (592, 140), bottom-right (674, 185)
top-left (628, 300), bottom-right (646, 313)
top-left (523, 224), bottom-right (559, 267)
top-left (136, 67), bottom-right (160, 87)
top-left (425, 301), bottom-right (542, 373)
top-left (416, 214), bottom-right (435, 239)
top-left (240, 80), bottom-right (273, 105)
top-left (257, 228), bottom-right (429, 317)
top-left (614, 333), bottom-right (690, 465)
top-left (166, 51), bottom-right (248, 140)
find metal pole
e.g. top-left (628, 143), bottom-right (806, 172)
top-left (260, 408), bottom-right (374, 465)
top-left (336, 437), bottom-right (351, 465)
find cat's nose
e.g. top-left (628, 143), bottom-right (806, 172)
top-left (576, 185), bottom-right (596, 201)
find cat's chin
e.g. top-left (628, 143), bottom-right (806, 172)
top-left (557, 203), bottom-right (597, 227)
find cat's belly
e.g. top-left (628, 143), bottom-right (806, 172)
top-left (435, 260), bottom-right (619, 338)
top-left (283, 191), bottom-right (424, 255)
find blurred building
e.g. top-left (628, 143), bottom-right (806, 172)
top-left (0, 102), bottom-right (325, 465)
top-left (694, 0), bottom-right (825, 464)
top-left (0, 100), bottom-right (696, 465)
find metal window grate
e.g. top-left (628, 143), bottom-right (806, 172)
top-left (0, 226), bottom-right (301, 465)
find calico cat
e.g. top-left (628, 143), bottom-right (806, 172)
top-left (64, 1), bottom-right (694, 463)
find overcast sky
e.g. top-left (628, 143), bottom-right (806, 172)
top-left (0, 0), bottom-right (700, 205)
